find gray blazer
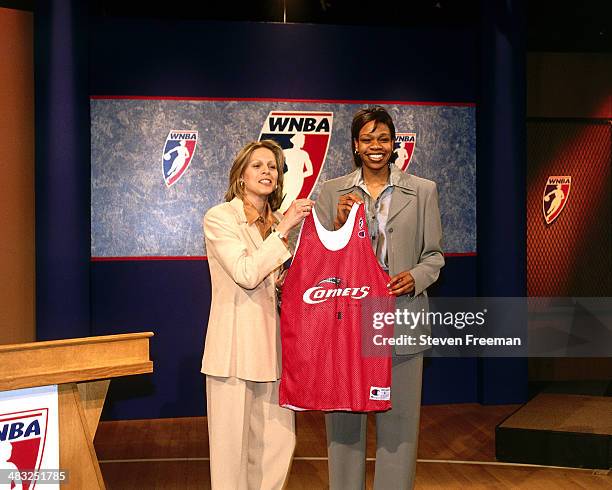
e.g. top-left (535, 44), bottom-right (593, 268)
top-left (314, 166), bottom-right (444, 354)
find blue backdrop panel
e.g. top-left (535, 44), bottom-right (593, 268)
top-left (35, 0), bottom-right (91, 341)
top-left (89, 19), bottom-right (477, 102)
top-left (424, 255), bottom-right (478, 405)
top-left (91, 259), bottom-right (210, 419)
top-left (423, 358), bottom-right (479, 404)
top-left (476, 1), bottom-right (527, 404)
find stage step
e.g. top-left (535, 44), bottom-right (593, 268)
top-left (496, 393), bottom-right (612, 469)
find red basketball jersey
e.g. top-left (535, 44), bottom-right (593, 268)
top-left (280, 203), bottom-right (394, 412)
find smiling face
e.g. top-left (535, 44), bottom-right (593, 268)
top-left (241, 147), bottom-right (279, 205)
top-left (355, 121), bottom-right (394, 171)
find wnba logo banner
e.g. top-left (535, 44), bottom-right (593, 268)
top-left (162, 130), bottom-right (198, 187)
top-left (259, 111), bottom-right (333, 213)
top-left (393, 133), bottom-right (416, 171)
top-left (543, 176), bottom-right (571, 224)
top-left (0, 386), bottom-right (59, 489)
top-left (91, 99), bottom-right (476, 258)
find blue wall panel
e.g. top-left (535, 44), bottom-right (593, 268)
top-left (89, 19), bottom-right (477, 102)
top-left (91, 259), bottom-right (210, 419)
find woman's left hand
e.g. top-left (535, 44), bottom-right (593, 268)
top-left (387, 271), bottom-right (415, 296)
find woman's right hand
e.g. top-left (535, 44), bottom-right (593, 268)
top-left (334, 193), bottom-right (363, 230)
top-left (276, 198), bottom-right (315, 236)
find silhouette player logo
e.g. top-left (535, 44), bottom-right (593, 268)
top-left (542, 176), bottom-right (571, 225)
top-left (393, 133), bottom-right (416, 171)
top-left (162, 130), bottom-right (198, 187)
top-left (259, 111), bottom-right (333, 213)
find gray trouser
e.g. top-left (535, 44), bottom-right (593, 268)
top-left (325, 353), bottom-right (424, 490)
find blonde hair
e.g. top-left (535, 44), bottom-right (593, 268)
top-left (224, 140), bottom-right (285, 211)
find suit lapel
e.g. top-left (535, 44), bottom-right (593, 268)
top-left (229, 197), bottom-right (263, 247)
top-left (334, 169), bottom-right (360, 191)
top-left (245, 221), bottom-right (264, 247)
top-left (334, 168), bottom-right (363, 201)
top-left (387, 170), bottom-right (416, 224)
top-left (388, 187), bottom-right (415, 224)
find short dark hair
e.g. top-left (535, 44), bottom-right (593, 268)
top-left (351, 106), bottom-right (396, 167)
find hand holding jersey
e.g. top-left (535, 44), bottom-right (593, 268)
top-left (333, 192), bottom-right (363, 230)
top-left (386, 270), bottom-right (415, 295)
top-left (335, 192), bottom-right (416, 296)
top-left (276, 198), bottom-right (314, 237)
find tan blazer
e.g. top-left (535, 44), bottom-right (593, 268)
top-left (201, 197), bottom-right (291, 381)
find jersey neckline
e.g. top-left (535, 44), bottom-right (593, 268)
top-left (311, 203), bottom-right (360, 252)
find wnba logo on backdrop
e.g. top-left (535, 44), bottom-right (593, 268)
top-left (393, 133), bottom-right (416, 171)
top-left (259, 111), bottom-right (333, 213)
top-left (0, 409), bottom-right (47, 484)
top-left (543, 176), bottom-right (571, 224)
top-left (162, 130), bottom-right (198, 187)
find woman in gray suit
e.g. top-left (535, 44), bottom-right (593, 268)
top-left (314, 106), bottom-right (444, 489)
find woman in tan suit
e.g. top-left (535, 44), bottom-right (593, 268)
top-left (202, 139), bottom-right (313, 489)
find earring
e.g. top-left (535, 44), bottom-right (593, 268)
top-left (275, 184), bottom-right (278, 190)
top-left (354, 148), bottom-right (359, 155)
top-left (239, 179), bottom-right (245, 187)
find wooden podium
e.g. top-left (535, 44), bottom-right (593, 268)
top-left (0, 332), bottom-right (154, 489)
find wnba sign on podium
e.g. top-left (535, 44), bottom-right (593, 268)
top-left (0, 386), bottom-right (59, 489)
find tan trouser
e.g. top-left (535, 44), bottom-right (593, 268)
top-left (206, 375), bottom-right (295, 490)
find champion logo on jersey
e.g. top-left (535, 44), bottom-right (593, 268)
top-left (303, 277), bottom-right (370, 305)
top-left (369, 386), bottom-right (390, 401)
top-left (259, 111), bottom-right (333, 213)
top-left (542, 176), bottom-right (571, 225)
top-left (162, 130), bottom-right (198, 187)
top-left (393, 132), bottom-right (416, 171)
top-left (0, 408), bottom-right (48, 486)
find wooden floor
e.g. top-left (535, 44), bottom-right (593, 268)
top-left (94, 404), bottom-right (611, 489)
